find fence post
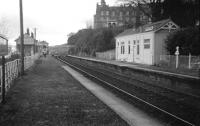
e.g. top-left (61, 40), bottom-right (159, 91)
top-left (175, 46), bottom-right (179, 69)
top-left (1, 56), bottom-right (6, 104)
top-left (17, 60), bottom-right (20, 77)
top-left (199, 68), bottom-right (200, 78)
top-left (188, 53), bottom-right (191, 69)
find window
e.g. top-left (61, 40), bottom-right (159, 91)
top-left (133, 40), bottom-right (136, 45)
top-left (106, 11), bottom-right (109, 15)
top-left (144, 39), bottom-right (150, 49)
top-left (128, 45), bottom-right (131, 54)
top-left (126, 11), bottom-right (129, 16)
top-left (101, 11), bottom-right (104, 16)
top-left (120, 12), bottom-right (123, 16)
top-left (126, 17), bottom-right (130, 21)
top-left (131, 17), bottom-right (136, 22)
top-left (137, 40), bottom-right (140, 55)
top-left (112, 11), bottom-right (115, 16)
top-left (121, 46), bottom-right (123, 54)
top-left (137, 45), bottom-right (140, 55)
top-left (108, 23), bottom-right (112, 27)
top-left (121, 45), bottom-right (125, 54)
top-left (132, 11), bottom-right (136, 16)
top-left (121, 42), bottom-right (125, 54)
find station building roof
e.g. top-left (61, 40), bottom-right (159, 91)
top-left (15, 33), bottom-right (36, 45)
top-left (116, 19), bottom-right (179, 38)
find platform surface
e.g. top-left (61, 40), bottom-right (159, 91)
top-left (0, 56), bottom-right (129, 126)
top-left (62, 65), bottom-right (164, 126)
top-left (70, 55), bottom-right (200, 79)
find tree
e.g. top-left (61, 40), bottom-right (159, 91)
top-left (165, 27), bottom-right (200, 55)
top-left (118, 0), bottom-right (199, 27)
top-left (118, 0), bottom-right (163, 22)
top-left (162, 0), bottom-right (199, 27)
top-left (67, 27), bottom-right (125, 56)
top-left (85, 19), bottom-right (93, 29)
top-left (67, 32), bottom-right (75, 38)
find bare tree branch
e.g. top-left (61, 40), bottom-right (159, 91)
top-left (117, 0), bottom-right (152, 19)
top-left (117, 0), bottom-right (164, 22)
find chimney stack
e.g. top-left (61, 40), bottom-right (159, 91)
top-left (27, 28), bottom-right (30, 35)
top-left (34, 28), bottom-right (37, 39)
top-left (31, 32), bottom-right (34, 38)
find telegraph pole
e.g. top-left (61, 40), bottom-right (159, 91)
top-left (34, 28), bottom-right (37, 39)
top-left (1, 56), bottom-right (6, 104)
top-left (19, 0), bottom-right (25, 75)
top-left (34, 28), bottom-right (37, 54)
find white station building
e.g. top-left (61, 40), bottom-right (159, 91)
top-left (115, 19), bottom-right (179, 65)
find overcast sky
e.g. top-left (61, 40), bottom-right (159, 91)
top-left (0, 0), bottom-right (116, 46)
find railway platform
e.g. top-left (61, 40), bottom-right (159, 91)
top-left (58, 55), bottom-right (200, 125)
top-left (0, 56), bottom-right (130, 126)
top-left (66, 55), bottom-right (200, 98)
top-left (68, 55), bottom-right (199, 79)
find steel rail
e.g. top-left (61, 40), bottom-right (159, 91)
top-left (68, 55), bottom-right (200, 99)
top-left (56, 56), bottom-right (196, 126)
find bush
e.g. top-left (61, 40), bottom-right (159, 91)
top-left (0, 54), bottom-right (20, 64)
top-left (165, 27), bottom-right (200, 55)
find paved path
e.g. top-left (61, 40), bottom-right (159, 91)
top-left (0, 56), bottom-right (128, 126)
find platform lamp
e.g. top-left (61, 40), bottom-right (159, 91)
top-left (0, 35), bottom-right (8, 104)
top-left (19, 0), bottom-right (25, 75)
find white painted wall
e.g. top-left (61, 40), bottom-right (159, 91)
top-left (154, 30), bottom-right (170, 64)
top-left (116, 31), bottom-right (154, 65)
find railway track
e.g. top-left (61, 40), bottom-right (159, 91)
top-left (56, 55), bottom-right (200, 126)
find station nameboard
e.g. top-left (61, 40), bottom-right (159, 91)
top-left (0, 35), bottom-right (8, 56)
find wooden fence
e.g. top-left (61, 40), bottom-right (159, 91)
top-left (96, 49), bottom-right (115, 60)
top-left (0, 54), bottom-right (39, 102)
top-left (159, 55), bottom-right (200, 70)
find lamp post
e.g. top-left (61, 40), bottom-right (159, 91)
top-left (175, 46), bottom-right (179, 69)
top-left (19, 0), bottom-right (24, 75)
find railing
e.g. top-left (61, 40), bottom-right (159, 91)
top-left (24, 54), bottom-right (39, 70)
top-left (159, 55), bottom-right (200, 70)
top-left (0, 54), bottom-right (39, 102)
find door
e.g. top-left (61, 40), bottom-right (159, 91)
top-left (132, 45), bottom-right (136, 62)
top-left (143, 39), bottom-right (152, 65)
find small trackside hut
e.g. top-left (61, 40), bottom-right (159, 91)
top-left (15, 28), bottom-right (38, 56)
top-left (115, 19), bottom-right (179, 65)
top-left (38, 41), bottom-right (49, 55)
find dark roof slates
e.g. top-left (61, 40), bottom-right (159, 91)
top-left (116, 19), bottom-right (172, 38)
